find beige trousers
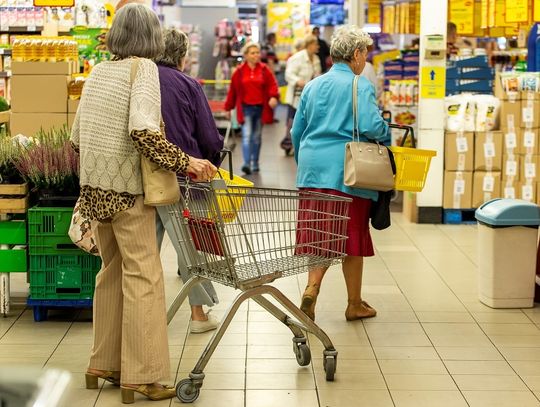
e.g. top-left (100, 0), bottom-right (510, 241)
top-left (89, 196), bottom-right (170, 384)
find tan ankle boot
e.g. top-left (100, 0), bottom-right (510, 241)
top-left (300, 284), bottom-right (320, 321)
top-left (345, 300), bottom-right (377, 321)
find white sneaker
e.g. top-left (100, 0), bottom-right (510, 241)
top-left (190, 314), bottom-right (220, 334)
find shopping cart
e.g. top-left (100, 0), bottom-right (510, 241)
top-left (165, 177), bottom-right (351, 403)
top-left (199, 79), bottom-right (235, 150)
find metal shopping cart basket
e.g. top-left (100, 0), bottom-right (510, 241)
top-left (199, 79), bottom-right (235, 150)
top-left (165, 178), bottom-right (351, 403)
top-left (389, 124), bottom-right (437, 192)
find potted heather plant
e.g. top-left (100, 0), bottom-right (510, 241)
top-left (15, 126), bottom-right (80, 206)
top-left (0, 130), bottom-right (24, 185)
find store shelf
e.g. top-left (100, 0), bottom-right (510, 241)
top-left (0, 26), bottom-right (43, 33)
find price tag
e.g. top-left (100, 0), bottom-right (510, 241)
top-left (505, 132), bottom-right (517, 149)
top-left (506, 114), bottom-right (515, 130)
top-left (454, 179), bottom-right (465, 195)
top-left (27, 25), bottom-right (36, 32)
top-left (524, 131), bottom-right (536, 148)
top-left (483, 142), bottom-right (495, 158)
top-left (483, 175), bottom-right (495, 192)
top-left (525, 163), bottom-right (536, 178)
top-left (504, 187), bottom-right (516, 199)
top-left (522, 185), bottom-right (534, 201)
top-left (506, 160), bottom-right (517, 176)
top-left (456, 136), bottom-right (468, 153)
top-left (523, 107), bottom-right (534, 123)
top-left (457, 154), bottom-right (466, 171)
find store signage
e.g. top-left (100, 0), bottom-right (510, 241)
top-left (480, 0), bottom-right (489, 28)
top-left (367, 0), bottom-right (381, 25)
top-left (506, 0), bottom-right (528, 23)
top-left (33, 0), bottom-right (74, 6)
top-left (535, 0), bottom-right (540, 21)
top-left (420, 67), bottom-right (445, 99)
top-left (449, 0), bottom-right (474, 35)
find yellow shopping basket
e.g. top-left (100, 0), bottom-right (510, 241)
top-left (388, 124), bottom-right (437, 192)
top-left (211, 162), bottom-right (254, 223)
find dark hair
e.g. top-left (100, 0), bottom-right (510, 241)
top-left (266, 32), bottom-right (276, 42)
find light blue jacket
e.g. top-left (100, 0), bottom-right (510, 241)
top-left (291, 63), bottom-right (390, 201)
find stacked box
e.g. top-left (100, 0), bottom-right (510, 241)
top-left (9, 61), bottom-right (76, 136)
top-left (446, 56), bottom-right (494, 96)
top-left (443, 171), bottom-right (473, 209)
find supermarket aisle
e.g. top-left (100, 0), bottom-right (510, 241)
top-left (2, 111), bottom-right (540, 407)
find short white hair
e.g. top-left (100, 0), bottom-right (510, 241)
top-left (330, 25), bottom-right (373, 63)
top-left (242, 41), bottom-right (260, 55)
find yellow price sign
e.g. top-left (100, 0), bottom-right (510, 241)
top-left (506, 0), bottom-right (529, 22)
top-left (421, 67), bottom-right (446, 99)
top-left (535, 0), bottom-right (540, 21)
top-left (481, 0), bottom-right (489, 28)
top-left (367, 0), bottom-right (382, 25)
top-left (449, 0), bottom-right (475, 34)
top-left (33, 0), bottom-right (74, 6)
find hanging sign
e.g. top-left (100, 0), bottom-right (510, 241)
top-left (480, 0), bottom-right (489, 28)
top-left (488, 0), bottom-right (496, 27)
top-left (420, 67), bottom-right (446, 99)
top-left (506, 0), bottom-right (529, 23)
top-left (449, 0), bottom-right (474, 35)
top-left (535, 0), bottom-right (540, 21)
top-left (367, 0), bottom-right (382, 25)
top-left (33, 0), bottom-right (74, 6)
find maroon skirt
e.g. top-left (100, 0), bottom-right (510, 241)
top-left (296, 188), bottom-right (375, 257)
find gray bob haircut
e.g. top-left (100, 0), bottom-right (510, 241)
top-left (155, 29), bottom-right (189, 67)
top-left (106, 3), bottom-right (164, 60)
top-left (330, 25), bottom-right (373, 63)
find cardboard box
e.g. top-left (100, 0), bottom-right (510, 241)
top-left (402, 191), bottom-right (417, 223)
top-left (474, 131), bottom-right (503, 171)
top-left (520, 154), bottom-right (539, 182)
top-left (473, 171), bottom-right (501, 208)
top-left (500, 100), bottom-right (522, 132)
top-left (445, 132), bottom-right (474, 171)
top-left (10, 113), bottom-right (67, 136)
top-left (518, 128), bottom-right (539, 155)
top-left (11, 75), bottom-right (68, 113)
top-left (518, 180), bottom-right (537, 203)
top-left (521, 99), bottom-right (540, 128)
top-left (501, 178), bottom-right (519, 199)
top-left (495, 72), bottom-right (520, 101)
top-left (0, 110), bottom-right (9, 124)
top-left (443, 171), bottom-right (473, 209)
top-left (68, 99), bottom-right (79, 114)
top-left (522, 91), bottom-right (540, 101)
top-left (502, 154), bottom-right (520, 182)
top-left (11, 61), bottom-right (78, 75)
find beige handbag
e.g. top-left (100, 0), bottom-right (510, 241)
top-left (343, 75), bottom-right (394, 192)
top-left (130, 59), bottom-right (180, 206)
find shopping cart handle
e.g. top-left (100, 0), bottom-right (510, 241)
top-left (389, 124), bottom-right (416, 148)
top-left (219, 149), bottom-right (234, 180)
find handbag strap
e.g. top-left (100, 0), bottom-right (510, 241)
top-left (352, 75), bottom-right (360, 142)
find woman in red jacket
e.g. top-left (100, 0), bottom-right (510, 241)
top-left (225, 42), bottom-right (279, 174)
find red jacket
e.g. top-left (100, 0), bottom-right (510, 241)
top-left (224, 62), bottom-right (279, 125)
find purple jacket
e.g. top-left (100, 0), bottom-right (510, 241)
top-left (157, 64), bottom-right (223, 165)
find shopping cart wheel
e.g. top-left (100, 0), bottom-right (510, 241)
top-left (293, 343), bottom-right (311, 366)
top-left (323, 356), bottom-right (336, 381)
top-left (176, 378), bottom-right (200, 403)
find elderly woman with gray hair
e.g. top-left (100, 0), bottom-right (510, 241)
top-left (154, 28), bottom-right (223, 334)
top-left (291, 25), bottom-right (390, 322)
top-left (71, 4), bottom-right (216, 404)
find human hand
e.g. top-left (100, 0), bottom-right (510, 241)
top-left (187, 156), bottom-right (217, 182)
top-left (268, 97), bottom-right (278, 109)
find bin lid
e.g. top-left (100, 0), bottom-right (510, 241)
top-left (475, 198), bottom-right (540, 226)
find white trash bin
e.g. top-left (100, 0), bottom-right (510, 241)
top-left (475, 199), bottom-right (540, 308)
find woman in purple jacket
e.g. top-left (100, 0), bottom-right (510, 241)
top-left (154, 29), bottom-right (224, 334)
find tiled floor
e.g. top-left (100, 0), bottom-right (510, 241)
top-left (2, 110), bottom-right (540, 406)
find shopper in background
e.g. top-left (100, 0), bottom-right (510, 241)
top-left (225, 42), bottom-right (279, 175)
top-left (447, 22), bottom-right (459, 58)
top-left (291, 25), bottom-right (390, 322)
top-left (154, 28), bottom-right (223, 334)
top-left (281, 34), bottom-right (321, 155)
top-left (71, 4), bottom-right (216, 403)
top-left (261, 32), bottom-right (279, 74)
top-left (312, 26), bottom-right (331, 73)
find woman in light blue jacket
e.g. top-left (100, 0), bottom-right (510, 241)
top-left (291, 25), bottom-right (390, 322)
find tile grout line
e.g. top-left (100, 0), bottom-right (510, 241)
top-left (0, 305), bottom-right (25, 341)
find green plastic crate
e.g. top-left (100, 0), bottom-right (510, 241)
top-left (28, 207), bottom-right (80, 255)
top-left (0, 249), bottom-right (27, 272)
top-left (29, 254), bottom-right (101, 300)
top-left (0, 220), bottom-right (26, 245)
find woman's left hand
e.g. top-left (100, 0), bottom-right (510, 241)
top-left (268, 97), bottom-right (278, 109)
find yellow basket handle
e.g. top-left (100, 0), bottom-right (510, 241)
top-left (389, 124), bottom-right (416, 148)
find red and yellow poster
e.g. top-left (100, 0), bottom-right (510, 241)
top-left (267, 2), bottom-right (310, 61)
